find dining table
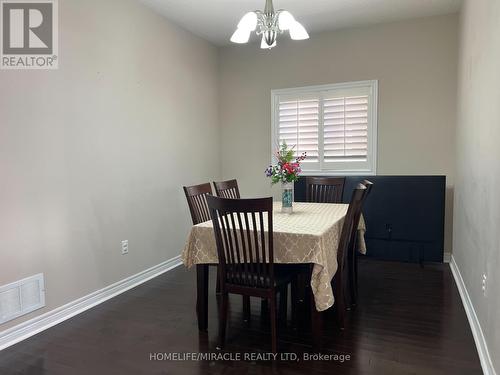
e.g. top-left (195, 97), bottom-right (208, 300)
top-left (181, 201), bottom-right (366, 346)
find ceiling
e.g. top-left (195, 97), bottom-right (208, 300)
top-left (140, 0), bottom-right (462, 46)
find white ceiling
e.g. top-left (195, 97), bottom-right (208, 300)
top-left (141, 0), bottom-right (462, 46)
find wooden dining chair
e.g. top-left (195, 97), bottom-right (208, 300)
top-left (207, 195), bottom-right (296, 353)
top-left (183, 183), bottom-right (213, 225)
top-left (183, 183), bottom-right (218, 291)
top-left (214, 179), bottom-right (257, 318)
top-left (213, 179), bottom-right (240, 199)
top-left (183, 183), bottom-right (251, 315)
top-left (306, 177), bottom-right (346, 203)
top-left (333, 183), bottom-right (367, 328)
top-left (290, 177), bottom-right (346, 330)
top-left (348, 180), bottom-right (374, 308)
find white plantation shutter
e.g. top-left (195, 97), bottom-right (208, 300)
top-left (272, 81), bottom-right (377, 174)
top-left (278, 98), bottom-right (320, 165)
top-left (323, 95), bottom-right (369, 161)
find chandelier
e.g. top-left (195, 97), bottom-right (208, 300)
top-left (230, 0), bottom-right (309, 49)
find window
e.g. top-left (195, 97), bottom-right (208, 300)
top-left (271, 80), bottom-right (378, 175)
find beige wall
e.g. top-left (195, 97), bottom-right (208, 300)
top-left (454, 0), bottom-right (500, 371)
top-left (218, 14), bottom-right (458, 254)
top-left (0, 0), bottom-right (219, 330)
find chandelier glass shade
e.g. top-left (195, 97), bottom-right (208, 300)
top-left (230, 0), bottom-right (309, 49)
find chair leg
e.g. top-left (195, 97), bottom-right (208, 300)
top-left (243, 296), bottom-right (251, 322)
top-left (335, 277), bottom-right (347, 330)
top-left (279, 286), bottom-right (288, 325)
top-left (311, 298), bottom-right (323, 351)
top-left (354, 253), bottom-right (359, 305)
top-left (291, 277), bottom-right (298, 327)
top-left (336, 296), bottom-right (346, 329)
top-left (217, 293), bottom-right (228, 350)
top-left (297, 272), bottom-right (307, 303)
top-left (261, 298), bottom-right (269, 315)
top-left (269, 296), bottom-right (278, 354)
top-left (347, 250), bottom-right (354, 310)
top-left (216, 268), bottom-right (221, 295)
top-left (349, 252), bottom-right (358, 308)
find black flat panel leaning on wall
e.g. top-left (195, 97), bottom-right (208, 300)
top-left (294, 176), bottom-right (446, 263)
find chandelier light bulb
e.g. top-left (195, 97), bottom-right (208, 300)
top-left (237, 12), bottom-right (258, 31)
top-left (278, 11), bottom-right (295, 31)
top-left (230, 27), bottom-right (252, 44)
top-left (289, 21), bottom-right (309, 40)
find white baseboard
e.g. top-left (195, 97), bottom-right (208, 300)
top-left (443, 252), bottom-right (452, 263)
top-left (0, 255), bottom-right (182, 351)
top-left (450, 255), bottom-right (497, 375)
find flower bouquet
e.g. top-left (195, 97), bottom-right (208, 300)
top-left (265, 141), bottom-right (307, 213)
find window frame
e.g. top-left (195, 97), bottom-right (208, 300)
top-left (271, 80), bottom-right (378, 176)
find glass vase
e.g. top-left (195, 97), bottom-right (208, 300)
top-left (281, 182), bottom-right (294, 214)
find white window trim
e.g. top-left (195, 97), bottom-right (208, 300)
top-left (271, 80), bottom-right (378, 176)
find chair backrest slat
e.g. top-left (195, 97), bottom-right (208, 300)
top-left (223, 213), bottom-right (236, 283)
top-left (235, 212), bottom-right (247, 284)
top-left (306, 177), bottom-right (346, 203)
top-left (243, 212), bottom-right (255, 282)
top-left (259, 210), bottom-right (270, 286)
top-left (251, 212), bottom-right (262, 286)
top-left (229, 212), bottom-right (244, 284)
top-left (183, 183), bottom-right (213, 225)
top-left (214, 179), bottom-right (241, 199)
top-left (208, 196), bottom-right (274, 290)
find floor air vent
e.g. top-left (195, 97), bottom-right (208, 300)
top-left (0, 274), bottom-right (45, 324)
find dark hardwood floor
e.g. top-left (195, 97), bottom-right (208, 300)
top-left (0, 258), bottom-right (482, 375)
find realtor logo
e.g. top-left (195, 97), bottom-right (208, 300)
top-left (1, 0), bottom-right (58, 69)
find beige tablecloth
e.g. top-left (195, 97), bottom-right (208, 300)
top-left (182, 202), bottom-right (366, 311)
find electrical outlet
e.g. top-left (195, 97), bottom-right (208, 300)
top-left (121, 240), bottom-right (129, 255)
top-left (482, 274), bottom-right (487, 296)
